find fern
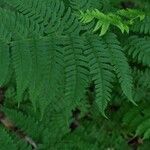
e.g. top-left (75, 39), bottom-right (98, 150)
top-left (12, 41), bottom-right (32, 104)
top-left (123, 103), bottom-right (150, 140)
top-left (103, 33), bottom-right (134, 103)
top-left (63, 35), bottom-right (89, 109)
top-left (125, 36), bottom-right (150, 66)
top-left (84, 34), bottom-right (114, 116)
top-left (0, 0), bottom-right (149, 149)
top-left (79, 8), bottom-right (144, 36)
top-left (131, 15), bottom-right (150, 35)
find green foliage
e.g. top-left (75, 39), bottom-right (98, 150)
top-left (79, 8), bottom-right (145, 36)
top-left (125, 36), bottom-right (150, 67)
top-left (0, 0), bottom-right (149, 149)
top-left (0, 127), bottom-right (17, 150)
top-left (123, 102), bottom-right (150, 140)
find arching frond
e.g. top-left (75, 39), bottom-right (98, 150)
top-left (84, 34), bottom-right (114, 116)
top-left (103, 33), bottom-right (134, 103)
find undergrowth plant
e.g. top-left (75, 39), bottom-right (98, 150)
top-left (0, 0), bottom-right (150, 149)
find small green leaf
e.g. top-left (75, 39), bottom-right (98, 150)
top-left (93, 20), bottom-right (102, 32)
top-left (100, 22), bottom-right (110, 36)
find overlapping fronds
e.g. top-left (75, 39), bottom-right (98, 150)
top-left (0, 0), bottom-right (149, 150)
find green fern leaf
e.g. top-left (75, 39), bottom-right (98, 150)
top-left (28, 38), bottom-right (46, 112)
top-left (63, 35), bottom-right (89, 110)
top-left (103, 33), bottom-right (134, 104)
top-left (12, 40), bottom-right (32, 105)
top-left (38, 37), bottom-right (64, 117)
top-left (79, 9), bottom-right (129, 35)
top-left (125, 36), bottom-right (150, 67)
top-left (84, 34), bottom-right (114, 116)
top-left (69, 0), bottom-right (91, 12)
top-left (131, 16), bottom-right (150, 35)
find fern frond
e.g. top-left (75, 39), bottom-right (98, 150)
top-left (79, 9), bottom-right (129, 36)
top-left (26, 37), bottom-right (64, 116)
top-left (2, 0), bottom-right (44, 22)
top-left (45, 7), bottom-right (81, 36)
top-left (27, 39), bottom-right (44, 111)
top-left (131, 15), bottom-right (150, 35)
top-left (37, 37), bottom-right (64, 116)
top-left (80, 8), bottom-right (145, 36)
top-left (0, 8), bottom-right (41, 39)
top-left (11, 41), bottom-right (32, 105)
top-left (62, 8), bottom-right (82, 35)
top-left (103, 33), bottom-right (134, 103)
top-left (62, 35), bottom-right (89, 110)
top-left (2, 0), bottom-right (66, 36)
top-left (125, 36), bottom-right (150, 67)
top-left (69, 0), bottom-right (91, 12)
top-left (43, 0), bottom-right (66, 35)
top-left (84, 34), bottom-right (114, 116)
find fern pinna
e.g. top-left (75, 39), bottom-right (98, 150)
top-left (0, 0), bottom-right (150, 149)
